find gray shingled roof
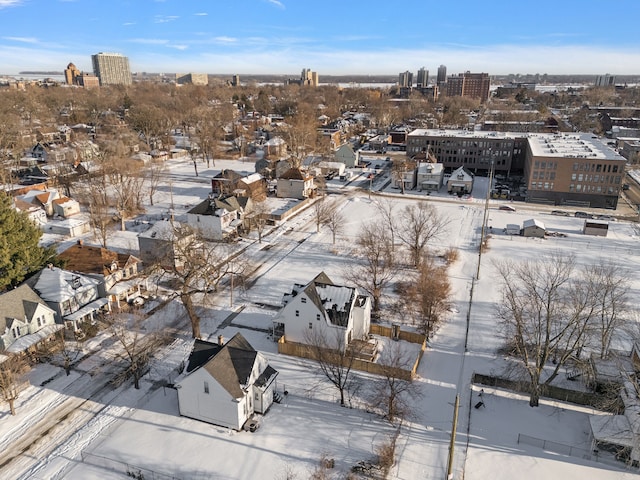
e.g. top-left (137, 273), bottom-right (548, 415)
top-left (0, 284), bottom-right (51, 329)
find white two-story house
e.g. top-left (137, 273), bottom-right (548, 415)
top-left (272, 272), bottom-right (371, 351)
top-left (177, 333), bottom-right (279, 430)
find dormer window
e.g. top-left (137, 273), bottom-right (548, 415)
top-left (110, 261), bottom-right (118, 272)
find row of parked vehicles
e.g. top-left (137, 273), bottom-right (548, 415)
top-left (552, 210), bottom-right (615, 221)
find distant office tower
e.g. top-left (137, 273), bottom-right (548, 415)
top-left (446, 71), bottom-right (491, 103)
top-left (91, 52), bottom-right (132, 86)
top-left (416, 67), bottom-right (429, 88)
top-left (175, 73), bottom-right (208, 85)
top-left (595, 74), bottom-right (616, 87)
top-left (232, 74), bottom-right (240, 87)
top-left (301, 68), bottom-right (319, 87)
top-left (398, 71), bottom-right (413, 88)
top-left (437, 65), bottom-right (447, 85)
top-left (64, 62), bottom-right (81, 85)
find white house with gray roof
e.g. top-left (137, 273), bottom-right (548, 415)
top-left (177, 333), bottom-right (278, 430)
top-left (0, 284), bottom-right (61, 353)
top-left (272, 272), bottom-right (371, 351)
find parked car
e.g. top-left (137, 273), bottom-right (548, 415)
top-left (596, 214), bottom-right (615, 221)
top-left (574, 211), bottom-right (591, 218)
top-left (551, 210), bottom-right (571, 216)
top-left (499, 205), bottom-right (516, 212)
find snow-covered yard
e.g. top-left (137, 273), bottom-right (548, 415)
top-left (3, 155), bottom-right (640, 479)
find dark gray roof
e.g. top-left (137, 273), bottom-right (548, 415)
top-left (186, 333), bottom-right (267, 399)
top-left (0, 284), bottom-right (50, 329)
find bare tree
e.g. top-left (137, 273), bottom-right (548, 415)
top-left (145, 160), bottom-right (166, 206)
top-left (495, 253), bottom-right (595, 406)
top-left (345, 221), bottom-right (397, 317)
top-left (313, 196), bottom-right (332, 233)
top-left (375, 199), bottom-right (398, 252)
top-left (399, 256), bottom-right (452, 336)
top-left (304, 327), bottom-right (364, 407)
top-left (108, 311), bottom-right (164, 389)
top-left (585, 261), bottom-right (630, 359)
top-left (0, 354), bottom-right (27, 415)
top-left (246, 199), bottom-right (271, 244)
top-left (323, 199), bottom-right (345, 245)
top-left (397, 202), bottom-right (448, 268)
top-left (158, 223), bottom-right (246, 338)
top-left (370, 342), bottom-right (422, 423)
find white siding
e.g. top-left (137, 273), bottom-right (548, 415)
top-left (177, 368), bottom-right (246, 430)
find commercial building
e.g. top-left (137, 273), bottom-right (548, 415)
top-left (175, 73), bottom-right (208, 85)
top-left (406, 129), bottom-right (625, 209)
top-left (416, 67), bottom-right (429, 88)
top-left (91, 52), bottom-right (132, 86)
top-left (64, 63), bottom-right (80, 85)
top-left (446, 72), bottom-right (490, 103)
top-left (437, 65), bottom-right (447, 85)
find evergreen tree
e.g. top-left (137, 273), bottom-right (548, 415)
top-left (0, 193), bottom-right (57, 291)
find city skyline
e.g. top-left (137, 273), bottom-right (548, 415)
top-left (1, 0), bottom-right (640, 76)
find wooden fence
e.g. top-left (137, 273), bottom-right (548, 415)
top-left (278, 327), bottom-right (427, 381)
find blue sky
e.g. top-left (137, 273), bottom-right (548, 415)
top-left (1, 0), bottom-right (640, 76)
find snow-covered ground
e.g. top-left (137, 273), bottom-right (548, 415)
top-left (3, 155), bottom-right (640, 479)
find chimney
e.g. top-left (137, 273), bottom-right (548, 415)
top-left (77, 239), bottom-right (83, 246)
top-left (218, 335), bottom-right (224, 346)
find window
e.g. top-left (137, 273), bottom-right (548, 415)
top-left (571, 173), bottom-right (577, 181)
top-left (204, 381), bottom-right (209, 394)
top-left (301, 297), bottom-right (306, 303)
top-left (578, 174), bottom-right (583, 182)
top-left (316, 314), bottom-right (320, 321)
top-left (295, 310), bottom-right (299, 317)
top-left (308, 322), bottom-right (313, 329)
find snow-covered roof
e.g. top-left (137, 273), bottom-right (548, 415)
top-left (523, 218), bottom-right (545, 230)
top-left (28, 266), bottom-right (99, 303)
top-left (6, 324), bottom-right (64, 353)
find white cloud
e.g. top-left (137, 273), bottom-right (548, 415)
top-left (0, 0), bottom-right (24, 8)
top-left (123, 22), bottom-right (136, 26)
top-left (3, 36), bottom-right (38, 44)
top-left (265, 0), bottom-right (284, 9)
top-left (194, 13), bottom-right (208, 16)
top-left (154, 15), bottom-right (179, 24)
top-left (214, 36), bottom-right (237, 44)
top-left (128, 38), bottom-right (170, 45)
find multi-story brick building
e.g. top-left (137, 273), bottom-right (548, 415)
top-left (445, 72), bottom-right (490, 103)
top-left (406, 129), bottom-right (626, 209)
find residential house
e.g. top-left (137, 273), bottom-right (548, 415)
top-left (447, 166), bottom-right (474, 194)
top-left (272, 272), bottom-right (371, 351)
top-left (138, 219), bottom-right (195, 270)
top-left (0, 284), bottom-right (62, 353)
top-left (18, 189), bottom-right (60, 216)
top-left (416, 163), bottom-right (444, 191)
top-left (12, 197), bottom-right (46, 225)
top-left (52, 196), bottom-right (81, 218)
top-left (211, 170), bottom-right (244, 196)
top-left (393, 159), bottom-right (418, 191)
top-left (263, 136), bottom-right (286, 159)
top-left (177, 333), bottom-right (279, 430)
top-left (25, 266), bottom-right (109, 330)
top-left (334, 143), bottom-right (359, 168)
top-left (186, 194), bottom-right (249, 241)
top-left (277, 168), bottom-right (315, 199)
top-left (57, 241), bottom-right (144, 308)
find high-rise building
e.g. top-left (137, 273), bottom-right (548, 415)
top-left (398, 71), bottom-right (413, 88)
top-left (416, 67), bottom-right (429, 88)
top-left (595, 74), bottom-right (616, 87)
top-left (64, 62), bottom-right (81, 85)
top-left (91, 52), bottom-right (132, 86)
top-left (445, 72), bottom-right (490, 103)
top-left (301, 68), bottom-right (318, 87)
top-left (232, 74), bottom-right (240, 87)
top-left (437, 65), bottom-right (447, 85)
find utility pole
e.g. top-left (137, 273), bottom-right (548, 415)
top-left (446, 394), bottom-right (460, 479)
top-left (476, 152), bottom-right (494, 280)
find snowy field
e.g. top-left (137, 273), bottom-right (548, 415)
top-left (4, 155), bottom-right (640, 479)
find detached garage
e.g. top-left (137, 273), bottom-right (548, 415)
top-left (522, 218), bottom-right (546, 238)
top-left (583, 220), bottom-right (609, 237)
